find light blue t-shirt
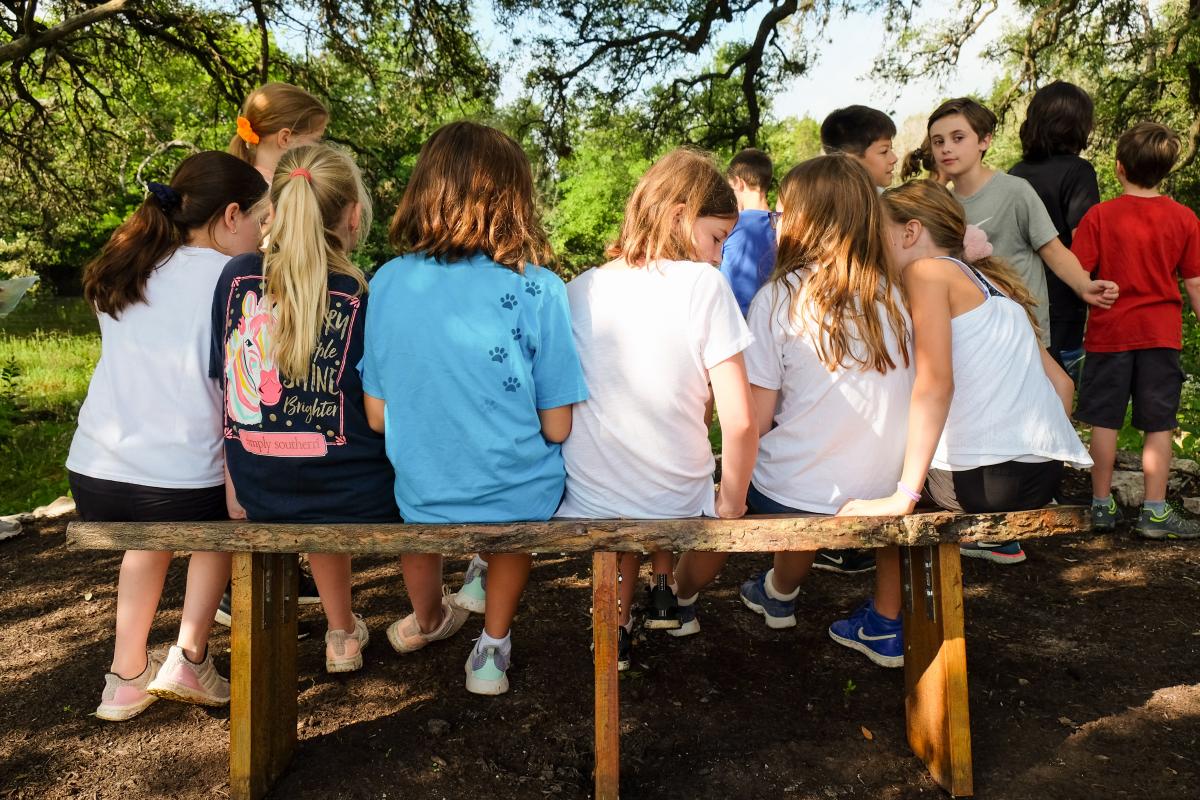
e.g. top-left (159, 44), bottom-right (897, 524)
top-left (719, 210), bottom-right (777, 316)
top-left (360, 252), bottom-right (588, 523)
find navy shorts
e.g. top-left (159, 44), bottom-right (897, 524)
top-left (68, 471), bottom-right (227, 523)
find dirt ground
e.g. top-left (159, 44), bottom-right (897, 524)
top-left (1, 469), bottom-right (1198, 800)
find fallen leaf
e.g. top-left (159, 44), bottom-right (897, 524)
top-left (1058, 716), bottom-right (1076, 727)
top-left (83, 592), bottom-right (93, 601)
top-left (861, 726), bottom-right (874, 741)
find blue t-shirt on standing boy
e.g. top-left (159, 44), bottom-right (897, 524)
top-left (719, 210), bottom-right (777, 316)
top-left (360, 252), bottom-right (588, 524)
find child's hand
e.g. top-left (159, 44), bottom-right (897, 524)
top-left (226, 481), bottom-right (247, 520)
top-left (714, 487), bottom-right (747, 519)
top-left (836, 492), bottom-right (916, 517)
top-left (1081, 279), bottom-right (1119, 309)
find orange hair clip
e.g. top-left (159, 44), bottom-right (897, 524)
top-left (236, 116), bottom-right (260, 146)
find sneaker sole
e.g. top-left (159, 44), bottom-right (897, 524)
top-left (326, 653), bottom-right (364, 673)
top-left (643, 617), bottom-right (682, 630)
top-left (95, 695), bottom-right (158, 722)
top-left (811, 562), bottom-right (876, 574)
top-left (145, 680), bottom-right (229, 707)
top-left (464, 663), bottom-right (509, 695)
top-left (1135, 527), bottom-right (1200, 540)
top-left (214, 608), bottom-right (232, 627)
top-left (827, 628), bottom-right (903, 668)
top-left (740, 595), bottom-right (797, 629)
top-left (453, 592), bottom-right (486, 614)
top-left (297, 597), bottom-right (322, 606)
top-left (617, 656), bottom-right (631, 672)
top-left (666, 618), bottom-right (701, 637)
top-left (959, 546), bottom-right (1026, 564)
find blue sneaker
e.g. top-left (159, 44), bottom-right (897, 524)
top-left (666, 599), bottom-right (700, 637)
top-left (464, 641), bottom-right (510, 695)
top-left (739, 572), bottom-right (797, 629)
top-left (960, 540), bottom-right (1026, 564)
top-left (828, 599), bottom-right (903, 668)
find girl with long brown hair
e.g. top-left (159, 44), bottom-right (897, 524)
top-left (68, 151), bottom-right (267, 720)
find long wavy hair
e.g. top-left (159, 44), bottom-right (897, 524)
top-left (881, 180), bottom-right (1040, 332)
top-left (771, 154), bottom-right (910, 374)
top-left (263, 144), bottom-right (371, 381)
top-left (388, 121), bottom-right (552, 273)
top-left (608, 147), bottom-right (737, 265)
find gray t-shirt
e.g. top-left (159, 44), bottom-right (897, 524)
top-left (954, 172), bottom-right (1060, 347)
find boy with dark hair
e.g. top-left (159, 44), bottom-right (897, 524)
top-left (1074, 121), bottom-right (1200, 539)
top-left (720, 148), bottom-right (777, 316)
top-left (820, 105), bottom-right (898, 188)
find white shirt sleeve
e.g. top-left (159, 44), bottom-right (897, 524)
top-left (743, 282), bottom-right (785, 389)
top-left (690, 266), bottom-right (754, 370)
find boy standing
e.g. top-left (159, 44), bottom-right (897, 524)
top-left (721, 148), bottom-right (777, 316)
top-left (820, 104), bottom-right (899, 189)
top-left (1073, 122), bottom-right (1200, 539)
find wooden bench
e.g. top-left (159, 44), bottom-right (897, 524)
top-left (67, 507), bottom-right (1088, 799)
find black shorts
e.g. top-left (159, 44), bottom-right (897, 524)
top-left (1074, 348), bottom-right (1184, 432)
top-left (68, 471), bottom-right (227, 523)
top-left (926, 460), bottom-right (1063, 514)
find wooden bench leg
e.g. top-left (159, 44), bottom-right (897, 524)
top-left (902, 543), bottom-right (973, 797)
top-left (230, 552), bottom-right (299, 800)
top-left (592, 551), bottom-right (620, 800)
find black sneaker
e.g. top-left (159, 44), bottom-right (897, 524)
top-left (812, 548), bottom-right (876, 574)
top-left (644, 575), bottom-right (681, 630)
top-left (617, 626), bottom-right (632, 672)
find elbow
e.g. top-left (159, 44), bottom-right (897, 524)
top-left (543, 425), bottom-right (571, 444)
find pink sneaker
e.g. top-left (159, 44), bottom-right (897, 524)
top-left (325, 614), bottom-right (370, 673)
top-left (146, 645), bottom-right (230, 707)
top-left (95, 650), bottom-right (164, 722)
top-left (387, 588), bottom-right (470, 654)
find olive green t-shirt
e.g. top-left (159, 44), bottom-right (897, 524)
top-left (954, 172), bottom-right (1060, 347)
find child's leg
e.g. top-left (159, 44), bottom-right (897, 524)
top-left (649, 550), bottom-right (673, 579)
top-left (307, 553), bottom-right (355, 633)
top-left (873, 546), bottom-right (901, 620)
top-left (1089, 426), bottom-right (1119, 498)
top-left (480, 552), bottom-right (531, 639)
top-left (770, 550), bottom-right (816, 595)
top-left (618, 553), bottom-right (641, 627)
top-left (111, 550), bottom-right (173, 678)
top-left (673, 552), bottom-right (730, 599)
top-left (1142, 430), bottom-right (1173, 503)
top-left (401, 553), bottom-right (445, 633)
top-left (176, 551), bottom-right (232, 662)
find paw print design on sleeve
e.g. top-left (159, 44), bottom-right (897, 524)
top-left (511, 327), bottom-right (522, 341)
top-left (500, 293), bottom-right (518, 310)
top-left (502, 377), bottom-right (521, 392)
top-left (524, 280), bottom-right (542, 297)
top-left (489, 347), bottom-right (508, 363)
top-left (224, 290), bottom-right (281, 425)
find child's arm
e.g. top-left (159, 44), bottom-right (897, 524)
top-left (1186, 276), bottom-right (1200, 322)
top-left (750, 384), bottom-right (777, 437)
top-left (538, 405), bottom-right (573, 443)
top-left (839, 258), bottom-right (955, 517)
top-left (225, 463), bottom-right (246, 520)
top-left (710, 353), bottom-right (758, 519)
top-left (1040, 348), bottom-right (1075, 416)
top-left (364, 393), bottom-right (385, 434)
top-left (1039, 238), bottom-right (1119, 309)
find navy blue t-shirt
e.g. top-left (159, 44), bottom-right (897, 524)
top-left (209, 254), bottom-right (399, 523)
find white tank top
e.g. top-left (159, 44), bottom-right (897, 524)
top-left (932, 256), bottom-right (1092, 471)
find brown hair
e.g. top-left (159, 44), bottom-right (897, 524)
top-left (728, 148), bottom-right (774, 193)
top-left (1019, 81), bottom-right (1094, 160)
top-left (84, 152), bottom-right (267, 318)
top-left (389, 121), bottom-right (552, 273)
top-left (609, 147), bottom-right (738, 265)
top-left (927, 97), bottom-right (997, 148)
top-left (901, 136), bottom-right (936, 181)
top-left (264, 144), bottom-right (371, 381)
top-left (1116, 121), bottom-right (1181, 188)
top-left (229, 82), bottom-right (329, 166)
top-left (821, 105), bottom-right (897, 156)
top-left (881, 180), bottom-right (1040, 332)
top-left (772, 154), bottom-right (910, 374)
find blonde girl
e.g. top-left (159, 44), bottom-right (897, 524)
top-left (556, 148), bottom-right (759, 669)
top-left (229, 82), bottom-right (329, 183)
top-left (214, 144), bottom-right (397, 673)
top-left (69, 151), bottom-right (267, 720)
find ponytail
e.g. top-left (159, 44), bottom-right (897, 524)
top-left (229, 82), bottom-right (328, 167)
top-left (84, 152), bottom-right (267, 318)
top-left (263, 144), bottom-right (370, 381)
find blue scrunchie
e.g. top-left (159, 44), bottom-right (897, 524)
top-left (146, 181), bottom-right (182, 213)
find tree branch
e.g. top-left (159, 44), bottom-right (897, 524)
top-left (0, 0), bottom-right (132, 64)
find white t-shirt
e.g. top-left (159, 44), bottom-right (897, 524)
top-left (745, 276), bottom-right (915, 514)
top-left (557, 260), bottom-right (753, 519)
top-left (67, 246), bottom-right (229, 488)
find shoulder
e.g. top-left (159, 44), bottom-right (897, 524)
top-left (906, 256), bottom-right (958, 282)
top-left (994, 171), bottom-right (1037, 197)
top-left (220, 251), bottom-right (263, 281)
top-left (523, 262), bottom-right (568, 291)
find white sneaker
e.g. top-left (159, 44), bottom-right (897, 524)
top-left (464, 639), bottom-right (511, 696)
top-left (96, 650), bottom-right (165, 722)
top-left (146, 645), bottom-right (230, 707)
top-left (326, 614), bottom-right (370, 673)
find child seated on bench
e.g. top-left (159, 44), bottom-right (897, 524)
top-left (213, 144), bottom-right (398, 673)
top-left (672, 155), bottom-right (914, 646)
top-left (834, 179), bottom-right (1093, 666)
top-left (69, 152), bottom-right (267, 720)
top-left (556, 147), bottom-right (758, 669)
top-left (361, 121), bottom-right (588, 696)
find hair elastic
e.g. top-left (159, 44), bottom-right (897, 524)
top-left (896, 481), bottom-right (922, 504)
top-left (962, 223), bottom-right (993, 263)
top-left (289, 167), bottom-right (312, 182)
top-left (236, 116), bottom-right (260, 146)
top-left (145, 181), bottom-right (182, 213)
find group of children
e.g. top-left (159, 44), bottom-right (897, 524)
top-left (66, 79), bottom-right (1200, 722)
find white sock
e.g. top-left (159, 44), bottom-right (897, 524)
top-left (764, 569), bottom-right (800, 602)
top-left (670, 582), bottom-right (697, 606)
top-left (471, 554), bottom-right (489, 571)
top-left (478, 629), bottom-right (511, 657)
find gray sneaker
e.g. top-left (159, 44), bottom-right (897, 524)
top-left (1134, 503), bottom-right (1200, 540)
top-left (1091, 497), bottom-right (1121, 532)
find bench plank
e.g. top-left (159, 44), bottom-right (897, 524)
top-left (66, 507), bottom-right (1088, 554)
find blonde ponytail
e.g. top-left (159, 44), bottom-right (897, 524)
top-left (263, 144), bottom-right (371, 381)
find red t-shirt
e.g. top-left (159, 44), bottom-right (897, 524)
top-left (1072, 194), bottom-right (1200, 352)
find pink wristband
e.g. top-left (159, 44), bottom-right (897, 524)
top-left (896, 481), bottom-right (922, 503)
